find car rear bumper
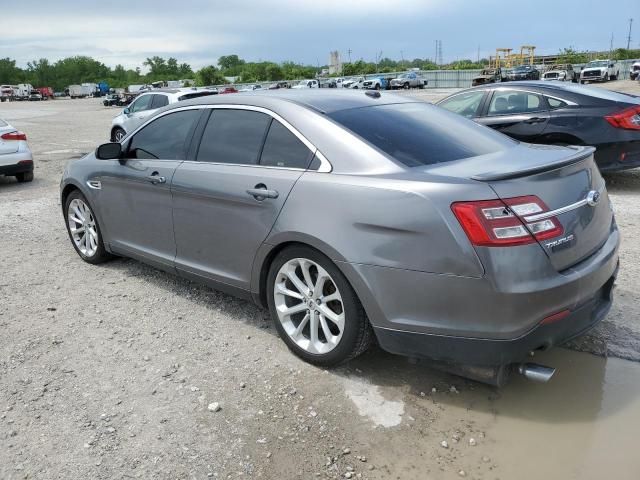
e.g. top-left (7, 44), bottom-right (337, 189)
top-left (343, 225), bottom-right (619, 366)
top-left (0, 146), bottom-right (34, 175)
top-left (0, 159), bottom-right (34, 175)
top-left (595, 141), bottom-right (640, 172)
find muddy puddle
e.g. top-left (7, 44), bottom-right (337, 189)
top-left (340, 348), bottom-right (640, 479)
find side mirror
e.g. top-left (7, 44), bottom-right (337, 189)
top-left (96, 142), bottom-right (122, 160)
top-left (123, 107), bottom-right (130, 115)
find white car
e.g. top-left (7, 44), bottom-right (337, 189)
top-left (580, 60), bottom-right (619, 83)
top-left (0, 117), bottom-right (34, 183)
top-left (239, 84), bottom-right (263, 92)
top-left (630, 61), bottom-right (640, 81)
top-left (110, 88), bottom-right (216, 142)
top-left (291, 79), bottom-right (319, 89)
top-left (342, 77), bottom-right (366, 89)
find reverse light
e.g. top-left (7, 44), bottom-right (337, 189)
top-left (1, 131), bottom-right (27, 141)
top-left (451, 196), bottom-right (563, 247)
top-left (605, 105), bottom-right (640, 130)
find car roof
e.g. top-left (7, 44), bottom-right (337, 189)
top-left (170, 89), bottom-right (416, 114)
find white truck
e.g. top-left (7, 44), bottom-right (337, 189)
top-left (630, 61), bottom-right (640, 81)
top-left (14, 84), bottom-right (33, 100)
top-left (127, 84), bottom-right (146, 93)
top-left (68, 84), bottom-right (93, 99)
top-left (579, 59), bottom-right (618, 83)
top-left (0, 85), bottom-right (15, 102)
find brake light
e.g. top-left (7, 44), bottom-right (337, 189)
top-left (1, 131), bottom-right (27, 141)
top-left (605, 105), bottom-right (640, 130)
top-left (451, 195), bottom-right (563, 247)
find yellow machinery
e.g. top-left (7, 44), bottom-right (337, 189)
top-left (490, 45), bottom-right (536, 68)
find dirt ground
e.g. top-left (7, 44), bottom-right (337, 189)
top-left (1, 81), bottom-right (640, 480)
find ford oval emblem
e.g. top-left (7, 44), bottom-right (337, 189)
top-left (586, 190), bottom-right (601, 207)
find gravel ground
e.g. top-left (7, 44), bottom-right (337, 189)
top-left (1, 82), bottom-right (640, 479)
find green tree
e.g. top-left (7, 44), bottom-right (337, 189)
top-left (196, 65), bottom-right (226, 86)
top-left (0, 57), bottom-right (25, 84)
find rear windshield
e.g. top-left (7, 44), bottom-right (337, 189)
top-left (549, 83), bottom-right (639, 101)
top-left (328, 103), bottom-right (514, 167)
top-left (178, 91), bottom-right (216, 101)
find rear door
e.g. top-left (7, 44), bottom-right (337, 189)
top-left (172, 107), bottom-right (314, 290)
top-left (476, 89), bottom-right (551, 141)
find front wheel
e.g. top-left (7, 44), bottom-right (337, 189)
top-left (64, 191), bottom-right (112, 264)
top-left (111, 127), bottom-right (126, 142)
top-left (267, 246), bottom-right (372, 366)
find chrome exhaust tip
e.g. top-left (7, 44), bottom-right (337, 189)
top-left (517, 363), bottom-right (556, 383)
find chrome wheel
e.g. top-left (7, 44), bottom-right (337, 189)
top-left (67, 198), bottom-right (98, 257)
top-left (113, 129), bottom-right (125, 142)
top-left (274, 258), bottom-right (345, 354)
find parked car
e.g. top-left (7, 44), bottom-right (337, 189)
top-left (60, 91), bottom-right (619, 386)
top-left (390, 72), bottom-right (427, 89)
top-left (580, 60), bottom-right (618, 83)
top-left (218, 86), bottom-right (238, 94)
top-left (472, 68), bottom-right (503, 86)
top-left (268, 82), bottom-right (290, 90)
top-left (629, 61), bottom-right (640, 80)
top-left (0, 117), bottom-right (34, 183)
top-left (437, 81), bottom-right (640, 172)
top-left (344, 77), bottom-right (366, 89)
top-left (103, 93), bottom-right (123, 107)
top-left (362, 77), bottom-right (388, 90)
top-left (239, 84), bottom-right (263, 92)
top-left (291, 79), bottom-right (319, 89)
top-left (110, 88), bottom-right (217, 141)
top-left (0, 85), bottom-right (14, 102)
top-left (28, 91), bottom-right (43, 101)
top-left (505, 65), bottom-right (540, 81)
top-left (541, 64), bottom-right (577, 83)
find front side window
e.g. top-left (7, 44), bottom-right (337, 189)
top-left (127, 109), bottom-right (200, 160)
top-left (129, 94), bottom-right (153, 113)
top-left (487, 91), bottom-right (544, 116)
top-left (439, 91), bottom-right (485, 118)
top-left (260, 120), bottom-right (312, 169)
top-left (197, 109), bottom-right (271, 165)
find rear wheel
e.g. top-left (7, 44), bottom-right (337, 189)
top-left (64, 190), bottom-right (112, 264)
top-left (403, 82), bottom-right (410, 90)
top-left (267, 246), bottom-right (372, 366)
top-left (16, 171), bottom-right (33, 183)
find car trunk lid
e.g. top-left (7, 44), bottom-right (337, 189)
top-left (0, 124), bottom-right (20, 155)
top-left (426, 143), bottom-right (613, 271)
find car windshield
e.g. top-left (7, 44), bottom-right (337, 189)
top-left (328, 103), bottom-right (514, 167)
top-left (587, 61), bottom-right (608, 67)
top-left (513, 66), bottom-right (532, 72)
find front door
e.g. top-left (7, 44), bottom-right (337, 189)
top-left (172, 108), bottom-right (314, 291)
top-left (97, 108), bottom-right (201, 270)
top-left (122, 93), bottom-right (156, 134)
top-left (476, 89), bottom-right (550, 142)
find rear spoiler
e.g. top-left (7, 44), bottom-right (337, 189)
top-left (471, 146), bottom-right (596, 182)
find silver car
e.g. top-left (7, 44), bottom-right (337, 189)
top-left (61, 91), bottom-right (619, 385)
top-left (0, 118), bottom-right (34, 182)
top-left (110, 88), bottom-right (216, 142)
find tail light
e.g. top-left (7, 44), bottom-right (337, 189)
top-left (605, 105), bottom-right (640, 130)
top-left (1, 131), bottom-right (27, 141)
top-left (451, 196), bottom-right (563, 247)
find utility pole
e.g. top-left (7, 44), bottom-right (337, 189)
top-left (400, 50), bottom-right (405, 68)
top-left (477, 45), bottom-right (480, 63)
top-left (347, 49), bottom-right (352, 64)
top-left (627, 18), bottom-right (633, 50)
top-left (610, 32), bottom-right (614, 56)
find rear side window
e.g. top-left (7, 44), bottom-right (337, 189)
top-left (151, 94), bottom-right (169, 109)
top-left (197, 109), bottom-right (270, 165)
top-left (260, 120), bottom-right (312, 169)
top-left (178, 91), bottom-right (216, 101)
top-left (127, 110), bottom-right (200, 160)
top-left (546, 97), bottom-right (568, 109)
top-left (329, 103), bottom-right (513, 167)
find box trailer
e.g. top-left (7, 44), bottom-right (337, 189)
top-left (68, 84), bottom-right (92, 99)
top-left (15, 84), bottom-right (33, 100)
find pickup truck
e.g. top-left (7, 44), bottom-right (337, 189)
top-left (389, 72), bottom-right (427, 89)
top-left (362, 77), bottom-right (388, 90)
top-left (580, 60), bottom-right (618, 83)
top-left (630, 61), bottom-right (640, 80)
top-left (542, 64), bottom-right (577, 83)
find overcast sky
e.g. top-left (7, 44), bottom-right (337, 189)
top-left (2, 0), bottom-right (638, 70)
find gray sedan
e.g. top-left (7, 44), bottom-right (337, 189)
top-left (60, 91), bottom-right (619, 385)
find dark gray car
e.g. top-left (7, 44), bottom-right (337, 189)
top-left (60, 91), bottom-right (619, 385)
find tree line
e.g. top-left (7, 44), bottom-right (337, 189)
top-left (2, 48), bottom-right (639, 91)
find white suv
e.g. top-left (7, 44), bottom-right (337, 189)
top-left (579, 60), bottom-right (618, 83)
top-left (110, 88), bottom-right (216, 142)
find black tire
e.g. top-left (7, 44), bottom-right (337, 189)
top-left (111, 127), bottom-right (126, 142)
top-left (375, 84), bottom-right (380, 90)
top-left (267, 245), bottom-right (373, 367)
top-left (16, 171), bottom-right (34, 182)
top-left (403, 82), bottom-right (410, 90)
top-left (604, 74), bottom-right (609, 82)
top-left (64, 190), bottom-right (113, 264)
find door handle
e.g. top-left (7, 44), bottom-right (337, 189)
top-left (524, 117), bottom-right (545, 124)
top-left (246, 184), bottom-right (279, 201)
top-left (146, 173), bottom-right (166, 184)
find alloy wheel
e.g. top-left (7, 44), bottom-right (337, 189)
top-left (274, 258), bottom-right (345, 354)
top-left (114, 129), bottom-right (125, 142)
top-left (67, 198), bottom-right (99, 257)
